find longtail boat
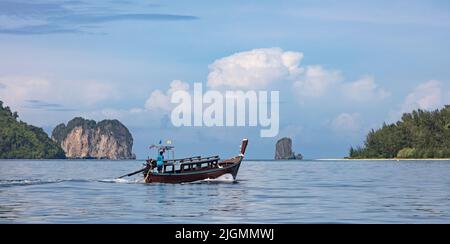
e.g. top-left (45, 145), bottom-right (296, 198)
top-left (140, 139), bottom-right (248, 183)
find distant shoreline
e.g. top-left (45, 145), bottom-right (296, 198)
top-left (317, 158), bottom-right (450, 161)
top-left (246, 158), bottom-right (450, 161)
top-left (1, 158), bottom-right (450, 161)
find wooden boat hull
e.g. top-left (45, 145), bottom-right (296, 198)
top-left (143, 156), bottom-right (242, 184)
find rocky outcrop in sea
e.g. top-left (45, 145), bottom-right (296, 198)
top-left (275, 137), bottom-right (303, 160)
top-left (52, 117), bottom-right (135, 160)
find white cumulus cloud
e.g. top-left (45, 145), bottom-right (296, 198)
top-left (293, 65), bottom-right (341, 97)
top-left (207, 47), bottom-right (304, 89)
top-left (145, 80), bottom-right (189, 111)
top-left (401, 80), bottom-right (444, 113)
top-left (342, 76), bottom-right (390, 102)
top-left (331, 113), bottom-right (361, 133)
top-left (206, 47), bottom-right (390, 104)
top-left (387, 80), bottom-right (449, 123)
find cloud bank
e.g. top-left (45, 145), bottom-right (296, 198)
top-left (206, 47), bottom-right (389, 103)
top-left (0, 76), bottom-right (119, 110)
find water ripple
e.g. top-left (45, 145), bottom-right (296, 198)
top-left (1, 159), bottom-right (450, 223)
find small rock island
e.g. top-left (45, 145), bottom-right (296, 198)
top-left (52, 117), bottom-right (135, 160)
top-left (275, 137), bottom-right (303, 160)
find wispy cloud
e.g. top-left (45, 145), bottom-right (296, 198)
top-left (25, 99), bottom-right (76, 111)
top-left (0, 0), bottom-right (198, 35)
top-left (0, 1), bottom-right (70, 16)
top-left (53, 13), bottom-right (198, 24)
top-left (0, 24), bottom-right (79, 35)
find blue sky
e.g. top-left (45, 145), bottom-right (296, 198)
top-left (0, 0), bottom-right (449, 159)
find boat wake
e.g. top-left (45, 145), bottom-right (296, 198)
top-left (0, 178), bottom-right (146, 187)
top-left (190, 173), bottom-right (237, 184)
top-left (0, 179), bottom-right (66, 187)
top-left (1, 174), bottom-right (236, 187)
top-left (99, 178), bottom-right (145, 184)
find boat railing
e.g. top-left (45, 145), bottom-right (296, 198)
top-left (163, 156), bottom-right (220, 173)
top-left (164, 156), bottom-right (201, 163)
top-left (165, 155), bottom-right (219, 164)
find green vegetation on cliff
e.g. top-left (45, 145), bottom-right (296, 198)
top-left (349, 105), bottom-right (450, 159)
top-left (0, 101), bottom-right (66, 159)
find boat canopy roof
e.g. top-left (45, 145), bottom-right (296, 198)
top-left (149, 145), bottom-right (174, 151)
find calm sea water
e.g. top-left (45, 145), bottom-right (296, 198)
top-left (1, 159), bottom-right (450, 223)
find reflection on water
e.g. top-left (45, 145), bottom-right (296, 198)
top-left (1, 159), bottom-right (450, 223)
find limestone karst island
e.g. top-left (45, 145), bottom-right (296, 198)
top-left (275, 137), bottom-right (303, 160)
top-left (0, 100), bottom-right (135, 160)
top-left (52, 117), bottom-right (135, 160)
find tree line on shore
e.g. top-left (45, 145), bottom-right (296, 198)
top-left (349, 105), bottom-right (450, 159)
